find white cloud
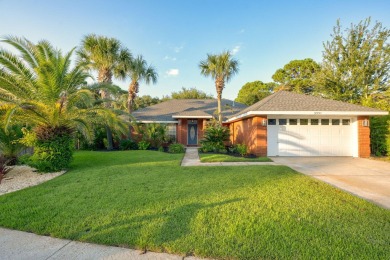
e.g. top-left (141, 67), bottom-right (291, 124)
top-left (232, 45), bottom-right (241, 55)
top-left (164, 55), bottom-right (177, 61)
top-left (173, 45), bottom-right (184, 53)
top-left (166, 69), bottom-right (179, 76)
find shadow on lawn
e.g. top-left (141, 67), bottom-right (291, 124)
top-left (77, 198), bottom-right (244, 250)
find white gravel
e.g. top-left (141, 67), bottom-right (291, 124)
top-left (0, 166), bottom-right (65, 195)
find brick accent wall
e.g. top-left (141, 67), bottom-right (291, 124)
top-left (357, 116), bottom-right (371, 158)
top-left (229, 116), bottom-right (267, 156)
top-left (177, 119), bottom-right (187, 146)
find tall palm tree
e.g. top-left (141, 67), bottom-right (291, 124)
top-left (127, 55), bottom-right (158, 114)
top-left (199, 51), bottom-right (239, 124)
top-left (77, 34), bottom-right (132, 149)
top-left (0, 36), bottom-right (126, 168)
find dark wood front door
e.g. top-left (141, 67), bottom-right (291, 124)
top-left (187, 123), bottom-right (198, 145)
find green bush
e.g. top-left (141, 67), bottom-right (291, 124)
top-left (119, 139), bottom-right (138, 150)
top-left (236, 143), bottom-right (248, 157)
top-left (0, 124), bottom-right (26, 165)
top-left (200, 124), bottom-right (230, 153)
top-left (138, 141), bottom-right (150, 150)
top-left (168, 143), bottom-right (185, 153)
top-left (370, 116), bottom-right (390, 156)
top-left (27, 125), bottom-right (74, 172)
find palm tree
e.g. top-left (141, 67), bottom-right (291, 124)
top-left (0, 36), bottom-right (126, 169)
top-left (77, 34), bottom-right (132, 150)
top-left (127, 55), bottom-right (158, 114)
top-left (199, 51), bottom-right (239, 124)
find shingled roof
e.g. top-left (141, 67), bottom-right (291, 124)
top-left (132, 99), bottom-right (247, 122)
top-left (227, 91), bottom-right (387, 120)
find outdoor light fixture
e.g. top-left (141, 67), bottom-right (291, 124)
top-left (362, 119), bottom-right (369, 127)
top-left (262, 119), bottom-right (267, 126)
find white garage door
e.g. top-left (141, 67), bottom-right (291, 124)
top-left (267, 118), bottom-right (354, 156)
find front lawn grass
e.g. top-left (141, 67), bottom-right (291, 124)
top-left (0, 151), bottom-right (389, 259)
top-left (199, 153), bottom-right (272, 162)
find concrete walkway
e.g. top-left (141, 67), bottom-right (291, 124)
top-left (181, 147), bottom-right (278, 166)
top-left (0, 228), bottom-right (205, 260)
top-left (271, 157), bottom-right (390, 209)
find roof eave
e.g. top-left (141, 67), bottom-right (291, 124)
top-left (226, 110), bottom-right (389, 123)
top-left (172, 115), bottom-right (213, 119)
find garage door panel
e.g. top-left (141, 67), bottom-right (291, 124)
top-left (267, 118), bottom-right (354, 156)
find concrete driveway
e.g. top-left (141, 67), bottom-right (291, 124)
top-left (270, 157), bottom-right (390, 209)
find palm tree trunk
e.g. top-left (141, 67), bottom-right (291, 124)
top-left (105, 125), bottom-right (114, 150)
top-left (99, 68), bottom-right (114, 150)
top-left (128, 81), bottom-right (139, 114)
top-left (215, 77), bottom-right (225, 124)
top-left (127, 81), bottom-right (139, 138)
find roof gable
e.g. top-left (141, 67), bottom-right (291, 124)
top-left (229, 91), bottom-right (387, 119)
top-left (132, 99), bottom-right (247, 122)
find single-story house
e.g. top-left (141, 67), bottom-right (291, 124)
top-left (132, 91), bottom-right (388, 157)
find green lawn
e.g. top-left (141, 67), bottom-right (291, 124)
top-left (199, 153), bottom-right (272, 162)
top-left (0, 151), bottom-right (389, 259)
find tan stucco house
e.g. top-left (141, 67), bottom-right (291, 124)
top-left (132, 91), bottom-right (388, 158)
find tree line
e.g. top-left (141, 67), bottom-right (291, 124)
top-left (236, 18), bottom-right (389, 112)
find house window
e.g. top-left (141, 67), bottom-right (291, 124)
top-left (268, 119), bottom-right (276, 125)
top-left (321, 119), bottom-right (329, 125)
top-left (311, 119), bottom-right (319, 125)
top-left (167, 124), bottom-right (177, 142)
top-left (300, 119), bottom-right (308, 125)
top-left (279, 119), bottom-right (287, 125)
top-left (289, 119), bottom-right (298, 125)
top-left (342, 119), bottom-right (350, 125)
top-left (332, 119), bottom-right (340, 125)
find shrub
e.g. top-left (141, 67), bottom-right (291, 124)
top-left (27, 125), bottom-right (74, 172)
top-left (134, 123), bottom-right (168, 149)
top-left (158, 146), bottom-right (164, 152)
top-left (200, 124), bottom-right (230, 153)
top-left (236, 143), bottom-right (248, 157)
top-left (370, 116), bottom-right (390, 156)
top-left (119, 139), bottom-right (138, 150)
top-left (0, 124), bottom-right (26, 165)
top-left (168, 143), bottom-right (185, 153)
top-left (138, 141), bottom-right (150, 150)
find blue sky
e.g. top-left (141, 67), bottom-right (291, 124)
top-left (1, 0), bottom-right (389, 100)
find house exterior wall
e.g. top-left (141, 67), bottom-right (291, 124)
top-left (229, 116), bottom-right (267, 156)
top-left (176, 118), bottom-right (206, 146)
top-left (357, 116), bottom-right (371, 158)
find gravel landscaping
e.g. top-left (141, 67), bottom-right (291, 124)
top-left (0, 166), bottom-right (65, 195)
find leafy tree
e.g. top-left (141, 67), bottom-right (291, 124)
top-left (199, 51), bottom-right (239, 124)
top-left (314, 18), bottom-right (390, 105)
top-left (133, 95), bottom-right (161, 111)
top-left (272, 58), bottom-right (320, 94)
top-left (127, 55), bottom-right (158, 114)
top-left (235, 81), bottom-right (276, 105)
top-left (77, 34), bottom-right (132, 150)
top-left (170, 87), bottom-right (214, 99)
top-left (0, 36), bottom-right (126, 170)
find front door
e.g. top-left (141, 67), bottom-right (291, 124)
top-left (187, 123), bottom-right (198, 145)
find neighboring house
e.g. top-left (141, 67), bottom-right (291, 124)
top-left (132, 91), bottom-right (388, 157)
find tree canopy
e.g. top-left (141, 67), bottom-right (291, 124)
top-left (314, 18), bottom-right (390, 108)
top-left (235, 81), bottom-right (275, 105)
top-left (170, 87), bottom-right (214, 99)
top-left (272, 58), bottom-right (320, 94)
top-left (199, 51), bottom-right (239, 123)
